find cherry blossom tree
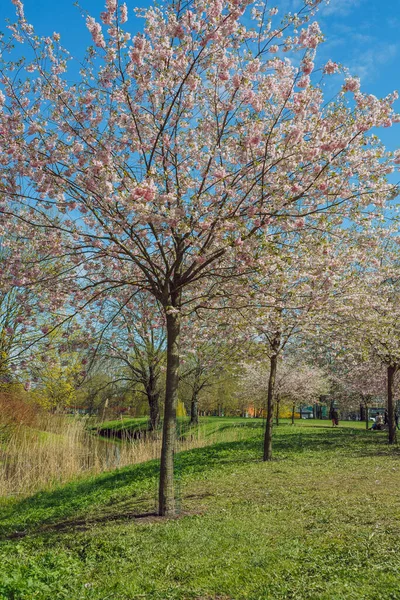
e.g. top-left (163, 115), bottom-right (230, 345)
top-left (276, 359), bottom-right (329, 425)
top-left (351, 250), bottom-right (400, 444)
top-left (0, 285), bottom-right (28, 382)
top-left (0, 0), bottom-right (398, 514)
top-left (238, 226), bottom-right (370, 459)
top-left (0, 244), bottom-right (52, 385)
top-left (238, 356), bottom-right (328, 422)
top-left (312, 228), bottom-right (400, 444)
top-left (329, 359), bottom-right (387, 429)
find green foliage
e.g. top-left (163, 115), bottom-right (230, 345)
top-left (91, 416), bottom-right (150, 434)
top-left (1, 419), bottom-right (400, 599)
top-left (91, 415), bottom-right (247, 438)
top-left (29, 333), bottom-right (84, 411)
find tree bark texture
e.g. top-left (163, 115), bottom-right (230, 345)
top-left (190, 391), bottom-right (199, 425)
top-left (362, 398), bottom-right (369, 430)
top-left (159, 311), bottom-right (180, 516)
top-left (148, 391), bottom-right (160, 431)
top-left (146, 365), bottom-right (160, 431)
top-left (387, 364), bottom-right (397, 445)
top-left (263, 350), bottom-right (279, 461)
top-left (275, 396), bottom-right (280, 426)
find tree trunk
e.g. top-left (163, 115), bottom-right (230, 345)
top-left (190, 390), bottom-right (199, 425)
top-left (159, 311), bottom-right (181, 516)
top-left (101, 397), bottom-right (109, 423)
top-left (291, 402), bottom-right (295, 425)
top-left (148, 390), bottom-right (160, 431)
top-left (387, 364), bottom-right (397, 445)
top-left (263, 351), bottom-right (278, 461)
top-left (275, 396), bottom-right (280, 426)
top-left (146, 365), bottom-right (160, 431)
top-left (364, 401), bottom-right (369, 430)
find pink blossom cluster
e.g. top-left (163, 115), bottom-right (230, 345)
top-left (299, 22), bottom-right (322, 49)
top-left (324, 59), bottom-right (339, 74)
top-left (343, 77), bottom-right (360, 94)
top-left (86, 17), bottom-right (106, 48)
top-left (0, 0), bottom-right (397, 383)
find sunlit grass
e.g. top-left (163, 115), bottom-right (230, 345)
top-left (0, 420), bottom-right (399, 599)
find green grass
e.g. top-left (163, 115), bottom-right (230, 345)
top-left (90, 416), bottom-right (256, 439)
top-left (1, 418), bottom-right (400, 599)
top-left (91, 416), bottom-right (149, 431)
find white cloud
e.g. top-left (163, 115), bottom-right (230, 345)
top-left (349, 43), bottom-right (398, 82)
top-left (321, 0), bottom-right (363, 17)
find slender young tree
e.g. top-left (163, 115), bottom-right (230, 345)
top-left (238, 357), bottom-right (329, 424)
top-left (316, 229), bottom-right (400, 444)
top-left (356, 265), bottom-right (400, 444)
top-left (240, 227), bottom-right (367, 460)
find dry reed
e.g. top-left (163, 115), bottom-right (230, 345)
top-left (0, 415), bottom-right (246, 498)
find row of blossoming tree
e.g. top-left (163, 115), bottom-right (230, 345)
top-left (0, 0), bottom-right (399, 514)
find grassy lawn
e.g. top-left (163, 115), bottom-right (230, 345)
top-left (1, 418), bottom-right (400, 599)
top-left (90, 416), bottom-right (256, 439)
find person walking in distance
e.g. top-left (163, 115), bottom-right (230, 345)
top-left (332, 408), bottom-right (339, 427)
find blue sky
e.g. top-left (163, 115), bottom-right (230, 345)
top-left (1, 0), bottom-right (399, 152)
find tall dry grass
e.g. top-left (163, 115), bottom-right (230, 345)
top-left (0, 414), bottom-right (247, 498)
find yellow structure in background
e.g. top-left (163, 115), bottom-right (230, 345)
top-left (246, 405), bottom-right (300, 419)
top-left (177, 400), bottom-right (187, 417)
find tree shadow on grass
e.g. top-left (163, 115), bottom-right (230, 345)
top-left (0, 438), bottom-right (261, 534)
top-left (0, 426), bottom-right (398, 539)
top-left (200, 422), bottom-right (264, 438)
top-left (274, 426), bottom-right (400, 460)
top-left (0, 436), bottom-right (265, 539)
top-left (0, 460), bottom-right (160, 538)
